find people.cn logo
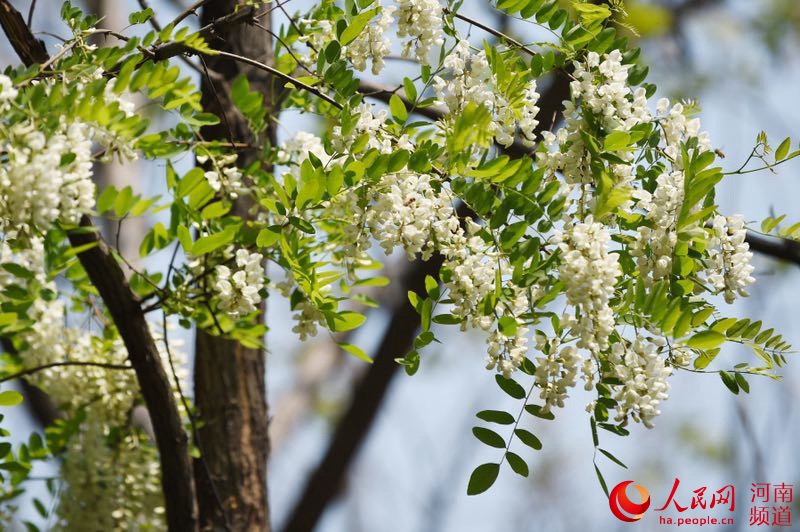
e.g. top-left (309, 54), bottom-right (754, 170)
top-left (609, 480), bottom-right (651, 522)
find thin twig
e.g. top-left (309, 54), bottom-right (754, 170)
top-left (160, 311), bottom-right (232, 532)
top-left (446, 8), bottom-right (538, 58)
top-left (215, 50), bottom-right (341, 109)
top-left (27, 0), bottom-right (36, 28)
top-left (170, 0), bottom-right (210, 28)
top-left (1, 361), bottom-right (133, 383)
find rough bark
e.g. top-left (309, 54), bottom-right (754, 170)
top-left (193, 2), bottom-right (274, 530)
top-left (0, 0), bottom-right (47, 65)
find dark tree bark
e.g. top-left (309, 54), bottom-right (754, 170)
top-left (194, 2), bottom-right (275, 530)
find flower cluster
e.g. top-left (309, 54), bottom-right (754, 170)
top-left (214, 249), bottom-right (265, 318)
top-left (630, 171), bottom-right (685, 283)
top-left (343, 6), bottom-right (396, 74)
top-left (6, 237), bottom-right (187, 529)
top-left (366, 170), bottom-right (459, 260)
top-left (570, 51), bottom-right (651, 131)
top-left (657, 97), bottom-right (711, 162)
top-left (533, 334), bottom-right (582, 413)
top-left (0, 74), bottom-right (18, 110)
top-left (433, 40), bottom-right (541, 147)
top-left (0, 120), bottom-right (94, 235)
top-left (485, 288), bottom-right (533, 377)
top-left (707, 214), bottom-right (756, 303)
top-left (298, 17), bottom-right (334, 64)
top-left (275, 277), bottom-right (328, 341)
top-left (332, 102), bottom-right (410, 154)
top-left (56, 424), bottom-right (165, 531)
top-left (396, 0), bottom-right (444, 63)
top-left (554, 219), bottom-right (621, 353)
top-left (606, 337), bottom-right (672, 428)
top-left (538, 51), bottom-right (649, 188)
top-left (199, 153), bottom-right (246, 199)
top-left (299, 0), bottom-right (444, 73)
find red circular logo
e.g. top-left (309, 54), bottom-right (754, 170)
top-left (609, 480), bottom-right (651, 522)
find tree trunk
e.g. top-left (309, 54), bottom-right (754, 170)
top-left (194, 2), bottom-right (274, 530)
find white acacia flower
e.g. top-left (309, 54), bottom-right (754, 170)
top-left (607, 337), bottom-right (672, 428)
top-left (396, 0), bottom-right (444, 64)
top-left (214, 250), bottom-right (265, 318)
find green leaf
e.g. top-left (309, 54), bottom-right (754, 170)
top-left (191, 227), bottom-right (236, 256)
top-left (329, 311), bottom-right (366, 332)
top-left (467, 463), bottom-right (500, 495)
top-left (719, 371), bottom-right (739, 394)
top-left (0, 391), bottom-right (23, 407)
top-left (389, 94), bottom-right (408, 123)
top-left (595, 464), bottom-right (609, 497)
top-left (201, 201), bottom-right (230, 220)
top-left (603, 131), bottom-right (632, 152)
top-left (691, 307), bottom-right (715, 326)
top-left (775, 137), bottom-right (791, 161)
top-left (685, 330), bottom-right (726, 349)
top-left (338, 342), bottom-right (373, 363)
top-left (96, 186), bottom-right (117, 214)
top-left (407, 290), bottom-right (421, 310)
top-left (131, 196), bottom-right (160, 217)
top-left (340, 8), bottom-right (379, 45)
top-left (598, 448), bottom-right (627, 469)
top-left (420, 298), bottom-right (432, 332)
top-left (0, 313), bottom-right (18, 326)
top-left (113, 186), bottom-right (135, 217)
top-left (257, 226), bottom-right (281, 248)
top-left (472, 427), bottom-right (506, 448)
top-left (761, 215), bottom-right (786, 234)
top-left (432, 314), bottom-right (462, 325)
top-left (177, 167), bottom-right (205, 197)
top-left (734, 372), bottom-right (750, 393)
top-left (2, 263), bottom-right (34, 280)
top-left (497, 316), bottom-right (518, 336)
top-left (353, 276), bottom-right (390, 287)
top-left (424, 275), bottom-right (439, 299)
top-left (524, 404), bottom-right (555, 420)
top-left (476, 410), bottom-right (515, 425)
top-left (505, 452), bottom-right (529, 477)
top-left (514, 428), bottom-right (542, 450)
top-left (573, 3), bottom-right (612, 25)
top-left (403, 77), bottom-right (417, 102)
top-left (495, 375), bottom-right (526, 399)
top-left (693, 349), bottom-right (720, 370)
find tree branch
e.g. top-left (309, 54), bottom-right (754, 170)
top-left (0, 3), bottom-right (198, 528)
top-left (0, 361), bottom-right (132, 384)
top-left (68, 217), bottom-right (198, 532)
top-left (0, 338), bottom-right (62, 426)
top-left (0, 0), bottom-right (47, 65)
top-left (191, 2), bottom-right (273, 530)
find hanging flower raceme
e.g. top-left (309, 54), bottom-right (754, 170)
top-left (0, 120), bottom-right (95, 234)
top-left (554, 218), bottom-right (621, 354)
top-left (214, 249), bottom-right (266, 318)
top-left (433, 40), bottom-right (541, 147)
top-left (396, 0), bottom-right (444, 63)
